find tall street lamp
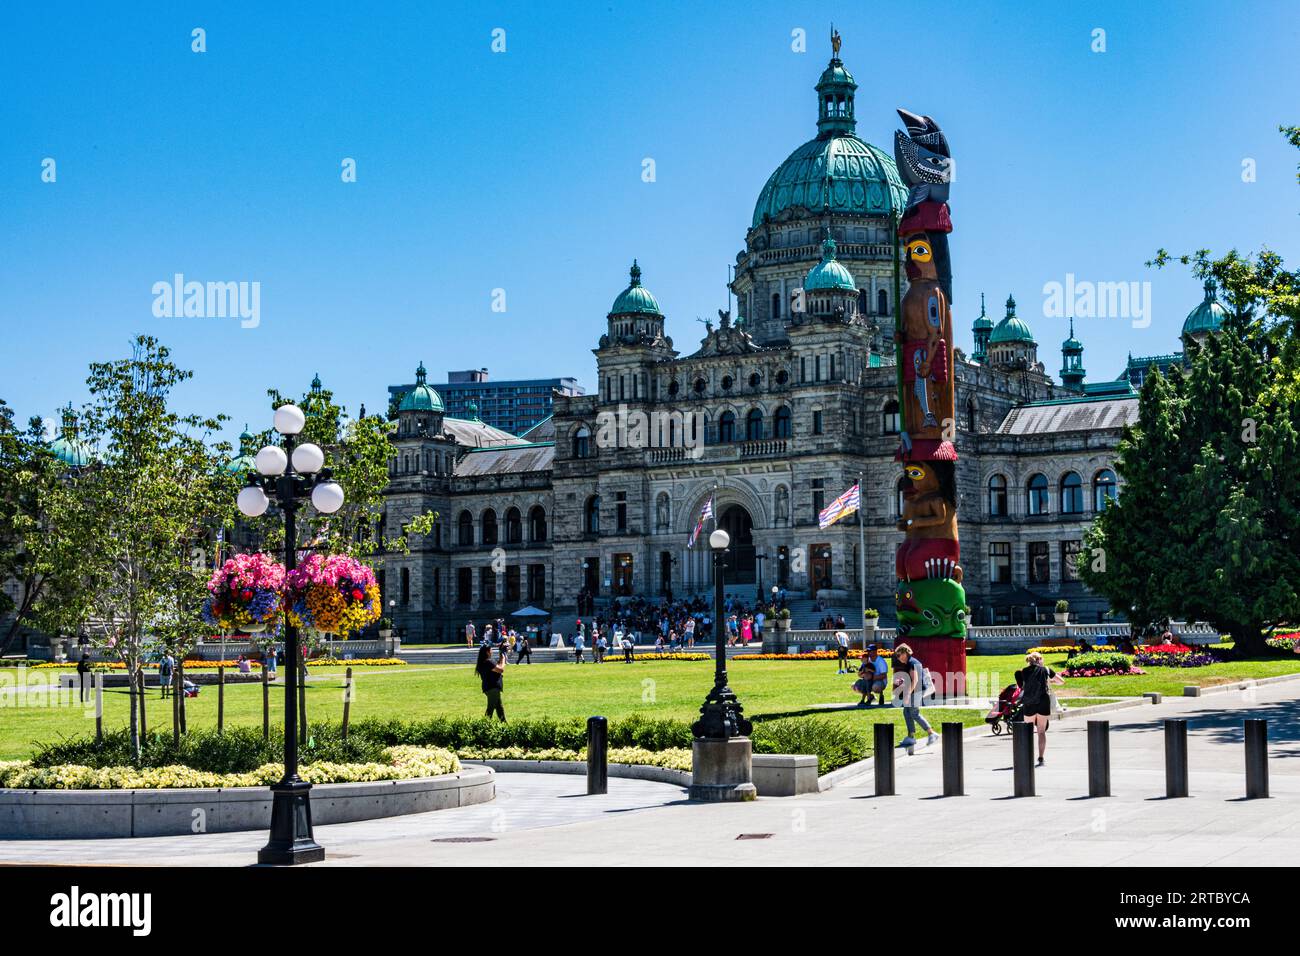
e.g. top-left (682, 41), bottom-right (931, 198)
top-left (237, 402), bottom-right (345, 866)
top-left (692, 529), bottom-right (752, 739)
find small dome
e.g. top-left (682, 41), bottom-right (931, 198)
top-left (1062, 317), bottom-right (1083, 351)
top-left (1182, 279), bottom-right (1229, 337)
top-left (397, 362), bottom-right (445, 413)
top-left (990, 295), bottom-right (1036, 344)
top-left (609, 261), bottom-right (662, 316)
top-left (226, 423), bottom-right (257, 474)
top-left (804, 237), bottom-right (857, 291)
top-left (972, 292), bottom-right (994, 331)
top-left (47, 405), bottom-right (93, 467)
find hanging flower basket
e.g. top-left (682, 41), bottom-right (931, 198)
top-left (286, 554), bottom-right (381, 638)
top-left (201, 552), bottom-right (286, 634)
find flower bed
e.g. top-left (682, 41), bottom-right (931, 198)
top-left (623, 653), bottom-right (709, 662)
top-left (736, 649), bottom-right (893, 662)
top-left (456, 746), bottom-right (692, 772)
top-left (1028, 645), bottom-right (1119, 655)
top-left (1134, 643), bottom-right (1221, 668)
top-left (304, 657), bottom-right (406, 667)
top-left (1265, 632), bottom-right (1299, 651)
top-left (0, 745), bottom-right (458, 790)
top-left (1062, 652), bottom-right (1143, 677)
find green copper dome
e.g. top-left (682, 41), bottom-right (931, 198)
top-left (990, 295), bottom-right (1036, 344)
top-left (47, 405), bottom-right (93, 467)
top-left (804, 237), bottom-right (857, 291)
top-left (1182, 279), bottom-right (1229, 336)
top-left (609, 261), bottom-right (662, 316)
top-left (397, 362), bottom-right (445, 413)
top-left (226, 423), bottom-right (257, 475)
top-left (1061, 317), bottom-right (1083, 351)
top-left (752, 50), bottom-right (907, 228)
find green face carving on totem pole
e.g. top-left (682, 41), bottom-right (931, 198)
top-left (895, 578), bottom-right (968, 639)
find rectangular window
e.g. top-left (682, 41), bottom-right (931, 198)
top-left (401, 567), bottom-right (410, 605)
top-left (616, 491), bottom-right (628, 532)
top-left (830, 354), bottom-right (836, 379)
top-left (527, 564), bottom-right (545, 602)
top-left (814, 355), bottom-right (822, 381)
top-left (457, 567), bottom-right (472, 605)
top-left (813, 410), bottom-right (824, 435)
top-left (989, 543), bottom-right (1011, 584)
top-left (1062, 540), bottom-right (1083, 582)
top-left (505, 565), bottom-right (521, 603)
top-left (1028, 542), bottom-right (1050, 584)
top-left (480, 566), bottom-right (497, 604)
top-left (812, 478), bottom-right (825, 517)
top-left (800, 357), bottom-right (807, 382)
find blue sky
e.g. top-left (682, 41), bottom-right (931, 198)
top-left (2, 0), bottom-right (1297, 444)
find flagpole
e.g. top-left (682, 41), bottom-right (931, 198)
top-left (857, 474), bottom-right (866, 650)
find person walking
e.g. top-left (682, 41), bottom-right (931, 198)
top-left (573, 632), bottom-right (585, 663)
top-left (1016, 651), bottom-right (1065, 765)
top-left (893, 644), bottom-right (936, 751)
top-left (475, 644), bottom-right (506, 721)
top-left (465, 620), bottom-right (477, 648)
top-left (834, 630), bottom-right (850, 674)
top-left (595, 631), bottom-right (607, 663)
top-left (740, 615), bottom-right (754, 646)
top-left (265, 644), bottom-right (278, 681)
top-left (515, 632), bottom-right (532, 664)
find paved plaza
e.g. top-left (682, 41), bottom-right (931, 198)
top-left (3, 681), bottom-right (1296, 867)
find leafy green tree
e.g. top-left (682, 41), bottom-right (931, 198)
top-left (76, 337), bottom-right (233, 761)
top-left (1084, 126), bottom-right (1300, 654)
top-left (0, 402), bottom-right (97, 655)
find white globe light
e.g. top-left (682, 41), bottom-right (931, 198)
top-left (255, 445), bottom-right (288, 477)
top-left (709, 528), bottom-right (731, 551)
top-left (237, 485), bottom-right (270, 517)
top-left (291, 442), bottom-right (325, 475)
top-left (273, 403), bottom-right (306, 436)
top-left (311, 480), bottom-right (345, 514)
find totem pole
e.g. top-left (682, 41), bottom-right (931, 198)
top-left (892, 108), bottom-right (968, 692)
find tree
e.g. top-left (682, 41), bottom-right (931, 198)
top-left (0, 402), bottom-right (96, 655)
top-left (1083, 126), bottom-right (1300, 654)
top-left (76, 337), bottom-right (234, 761)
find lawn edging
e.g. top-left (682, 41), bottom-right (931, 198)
top-left (0, 764), bottom-right (494, 839)
top-left (468, 758), bottom-right (690, 788)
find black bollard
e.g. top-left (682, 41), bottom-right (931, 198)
top-left (1245, 719), bottom-right (1268, 800)
top-left (1012, 722), bottom-right (1035, 797)
top-left (586, 716), bottom-right (608, 795)
top-left (1087, 720), bottom-right (1111, 797)
top-left (941, 722), bottom-right (964, 796)
top-left (873, 723), bottom-right (895, 796)
top-left (1164, 718), bottom-right (1189, 798)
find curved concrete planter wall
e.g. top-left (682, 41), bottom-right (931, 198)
top-left (0, 765), bottom-right (494, 839)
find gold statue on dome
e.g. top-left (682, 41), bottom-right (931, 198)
top-left (831, 26), bottom-right (841, 56)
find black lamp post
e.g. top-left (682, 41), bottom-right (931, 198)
top-left (754, 551), bottom-right (767, 603)
top-left (691, 528), bottom-right (752, 739)
top-left (237, 402), bottom-right (345, 866)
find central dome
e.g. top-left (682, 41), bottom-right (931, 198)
top-left (751, 51), bottom-right (908, 228)
top-left (753, 135), bottom-right (908, 228)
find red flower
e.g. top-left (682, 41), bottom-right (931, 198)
top-left (351, 589), bottom-right (364, 601)
top-left (241, 589), bottom-right (253, 601)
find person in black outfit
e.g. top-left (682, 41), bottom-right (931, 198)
top-left (475, 644), bottom-right (506, 720)
top-left (1015, 651), bottom-right (1064, 766)
top-left (516, 634), bottom-right (532, 664)
top-left (76, 653), bottom-right (92, 703)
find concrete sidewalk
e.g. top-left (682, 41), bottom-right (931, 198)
top-left (1, 679), bottom-right (1295, 866)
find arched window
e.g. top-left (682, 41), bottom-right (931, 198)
top-left (877, 289), bottom-right (888, 315)
top-left (774, 405), bottom-right (792, 438)
top-left (528, 505), bottom-right (547, 543)
top-left (718, 410), bottom-right (736, 443)
top-left (988, 475), bottom-right (1008, 516)
top-left (1027, 473), bottom-right (1050, 515)
top-left (882, 400), bottom-right (900, 434)
top-left (771, 292), bottom-right (781, 320)
top-left (457, 510), bottom-right (474, 546)
top-left (505, 507), bottom-right (522, 544)
top-left (1094, 469), bottom-right (1118, 512)
top-left (896, 476), bottom-right (908, 516)
top-left (1060, 472), bottom-right (1084, 514)
top-left (482, 508), bottom-right (498, 545)
top-left (583, 495), bottom-right (600, 535)
top-left (745, 408), bottom-right (764, 441)
top-left (572, 425), bottom-right (591, 459)
top-left (966, 397), bottom-right (977, 432)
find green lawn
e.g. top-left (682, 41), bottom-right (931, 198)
top-left (3, 652), bottom-right (1296, 761)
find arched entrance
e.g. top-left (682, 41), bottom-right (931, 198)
top-left (718, 504), bottom-right (756, 585)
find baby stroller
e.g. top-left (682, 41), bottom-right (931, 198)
top-left (986, 683), bottom-right (1021, 735)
